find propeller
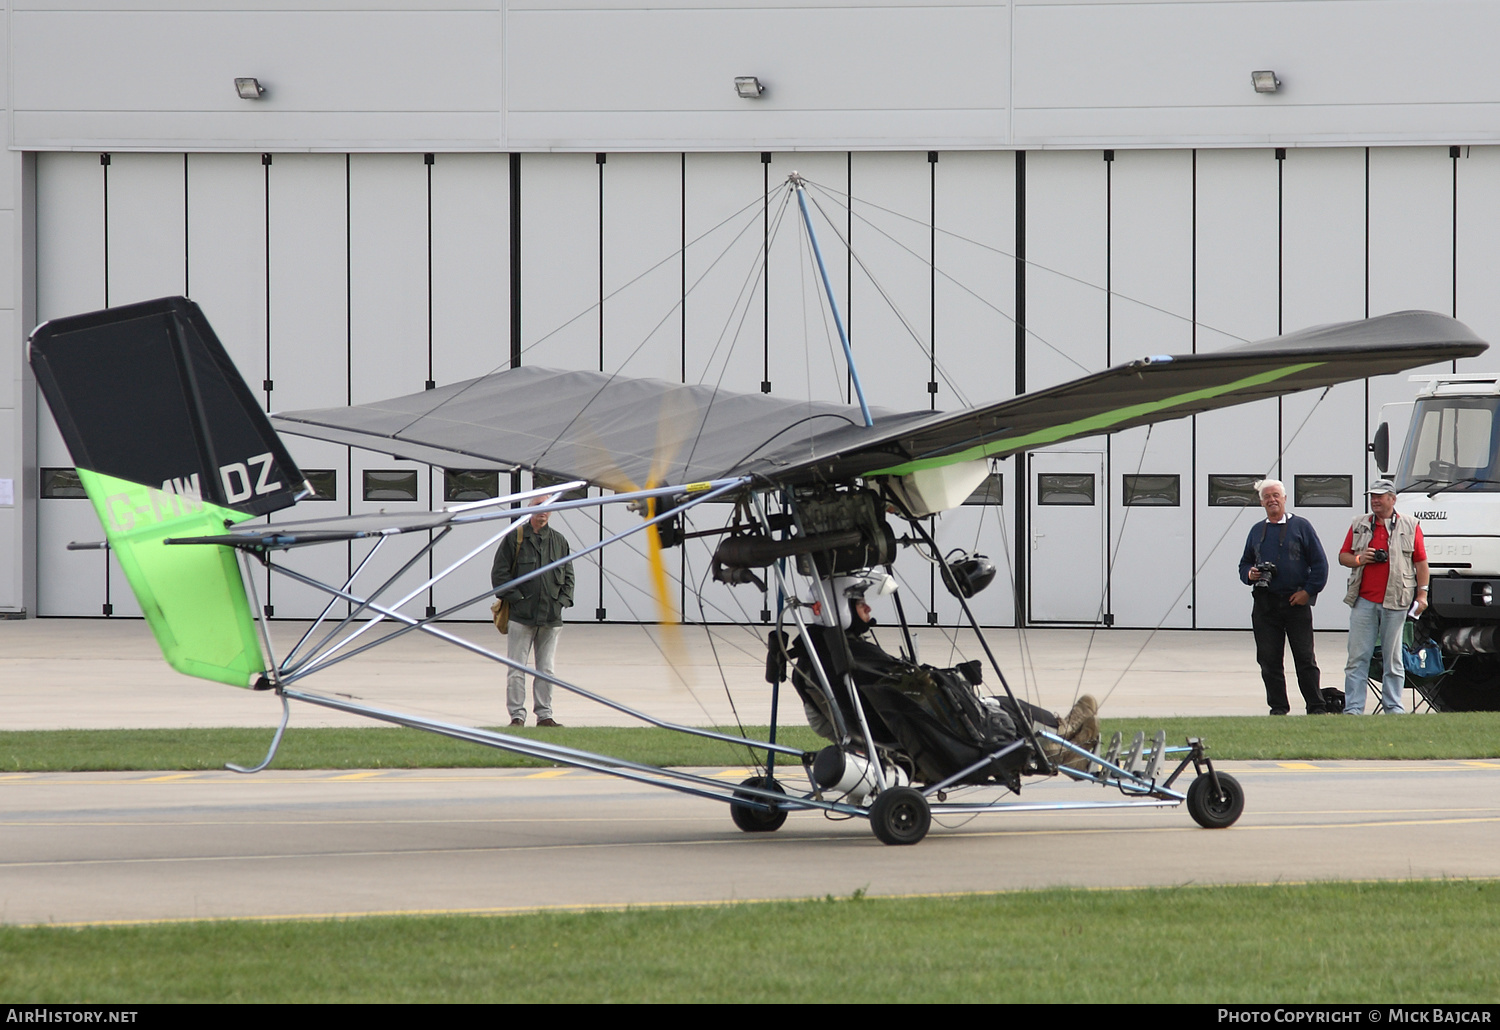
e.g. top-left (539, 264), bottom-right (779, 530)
top-left (572, 391), bottom-right (702, 670)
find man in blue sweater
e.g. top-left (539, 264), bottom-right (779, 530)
top-left (1238, 479), bottom-right (1331, 715)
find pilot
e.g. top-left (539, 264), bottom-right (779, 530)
top-left (795, 574), bottom-right (1100, 768)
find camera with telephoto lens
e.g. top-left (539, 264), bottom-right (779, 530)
top-left (1368, 548), bottom-right (1389, 564)
top-left (1252, 561), bottom-right (1276, 589)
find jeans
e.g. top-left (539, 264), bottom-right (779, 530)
top-left (1343, 598), bottom-right (1407, 714)
top-left (507, 621), bottom-right (562, 721)
top-left (1251, 589), bottom-right (1324, 714)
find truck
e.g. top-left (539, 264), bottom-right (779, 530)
top-left (1373, 373), bottom-right (1500, 710)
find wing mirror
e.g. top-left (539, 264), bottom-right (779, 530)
top-left (1370, 422), bottom-right (1390, 474)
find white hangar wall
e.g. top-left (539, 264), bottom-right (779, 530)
top-left (23, 145), bottom-right (1500, 630)
top-left (7, 1), bottom-right (1500, 627)
top-left (8, 1), bottom-right (1500, 152)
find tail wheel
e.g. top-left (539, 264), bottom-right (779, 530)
top-left (869, 786), bottom-right (931, 846)
top-left (730, 776), bottom-right (788, 833)
top-left (1186, 772), bottom-right (1245, 828)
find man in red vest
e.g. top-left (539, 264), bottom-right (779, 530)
top-left (1338, 479), bottom-right (1430, 714)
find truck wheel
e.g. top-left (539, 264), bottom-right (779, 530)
top-left (1186, 772), bottom-right (1244, 828)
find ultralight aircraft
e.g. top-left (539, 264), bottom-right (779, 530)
top-left (28, 175), bottom-right (1488, 844)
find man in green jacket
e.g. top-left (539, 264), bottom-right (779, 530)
top-left (491, 498), bottom-right (575, 726)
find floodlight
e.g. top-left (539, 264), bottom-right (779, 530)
top-left (734, 76), bottom-right (764, 99)
top-left (234, 78), bottom-right (265, 100)
top-left (1251, 70), bottom-right (1280, 94)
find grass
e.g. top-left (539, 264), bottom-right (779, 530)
top-left (2, 712), bottom-right (1498, 772)
top-left (0, 725), bottom-right (828, 773)
top-left (1108, 712), bottom-right (1500, 761)
top-left (2, 880), bottom-right (1496, 1002)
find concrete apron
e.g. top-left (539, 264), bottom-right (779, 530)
top-left (0, 618), bottom-right (1353, 730)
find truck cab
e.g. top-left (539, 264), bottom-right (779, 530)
top-left (1374, 374), bottom-right (1500, 707)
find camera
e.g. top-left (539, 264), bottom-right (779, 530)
top-left (1368, 548), bottom-right (1389, 564)
top-left (1252, 561), bottom-right (1276, 588)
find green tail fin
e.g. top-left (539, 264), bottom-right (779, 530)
top-left (30, 296), bottom-right (306, 688)
top-left (81, 470), bottom-right (265, 687)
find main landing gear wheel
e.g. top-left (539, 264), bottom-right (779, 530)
top-left (869, 785), bottom-right (931, 845)
top-left (730, 776), bottom-right (788, 833)
top-left (1186, 771), bottom-right (1245, 828)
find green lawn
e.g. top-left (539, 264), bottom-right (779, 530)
top-left (3, 881), bottom-right (1495, 1002)
top-left (3, 711), bottom-right (1498, 772)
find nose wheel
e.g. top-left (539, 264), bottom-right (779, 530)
top-left (1186, 771), bottom-right (1244, 828)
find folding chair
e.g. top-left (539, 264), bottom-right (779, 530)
top-left (1369, 622), bottom-right (1448, 713)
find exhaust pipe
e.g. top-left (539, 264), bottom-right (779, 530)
top-left (1439, 625), bottom-right (1500, 655)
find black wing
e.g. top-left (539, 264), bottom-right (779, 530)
top-left (271, 310), bottom-right (1485, 490)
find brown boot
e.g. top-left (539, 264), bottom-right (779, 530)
top-left (1061, 714), bottom-right (1100, 769)
top-left (1055, 694), bottom-right (1099, 739)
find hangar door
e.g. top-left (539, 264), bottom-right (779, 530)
top-left (1029, 451), bottom-right (1106, 625)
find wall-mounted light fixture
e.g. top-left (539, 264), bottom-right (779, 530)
top-left (734, 76), bottom-right (765, 99)
top-left (1251, 70), bottom-right (1281, 94)
top-left (234, 77), bottom-right (266, 100)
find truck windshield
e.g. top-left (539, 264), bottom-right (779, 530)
top-left (1396, 397), bottom-right (1500, 492)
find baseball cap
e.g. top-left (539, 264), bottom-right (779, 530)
top-left (1369, 478), bottom-right (1397, 495)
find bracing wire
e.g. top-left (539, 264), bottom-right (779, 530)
top-left (683, 188), bottom-right (800, 475)
top-left (999, 502), bottom-right (1044, 711)
top-left (798, 175), bottom-right (1255, 350)
top-left (593, 559), bottom-right (728, 730)
top-left (532, 187), bottom-right (790, 472)
top-left (799, 203), bottom-right (847, 403)
top-left (944, 486), bottom-right (995, 670)
top-left (800, 186), bottom-right (978, 407)
top-left (682, 540), bottom-right (761, 770)
top-left (386, 187), bottom-right (773, 442)
top-left (1067, 422), bottom-right (1156, 710)
top-left (691, 187), bottom-right (798, 387)
top-left (1084, 385), bottom-right (1338, 711)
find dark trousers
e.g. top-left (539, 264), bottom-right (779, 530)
top-left (1251, 589), bottom-right (1325, 714)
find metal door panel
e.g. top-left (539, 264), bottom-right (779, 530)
top-left (519, 153), bottom-right (600, 372)
top-left (934, 150), bottom-right (1016, 405)
top-left (765, 151), bottom-right (848, 405)
top-left (105, 153), bottom-right (185, 307)
top-left (267, 155), bottom-right (349, 619)
top-left (348, 154), bottom-right (427, 405)
top-left (1023, 151), bottom-right (1107, 394)
top-left (683, 152), bottom-right (765, 395)
top-left (848, 151), bottom-right (932, 413)
top-left (1029, 450), bottom-right (1105, 624)
top-left (1108, 151), bottom-right (1193, 628)
top-left (35, 153), bottom-right (107, 614)
top-left (431, 153), bottom-right (509, 388)
top-left (1366, 146), bottom-right (1456, 476)
top-left (1455, 146), bottom-right (1500, 373)
top-left (1194, 147), bottom-right (1281, 629)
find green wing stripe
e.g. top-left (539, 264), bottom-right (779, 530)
top-left (867, 361), bottom-right (1324, 477)
top-left (79, 469), bottom-right (265, 688)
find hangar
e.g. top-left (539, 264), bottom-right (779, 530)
top-left (2, 0), bottom-right (1498, 632)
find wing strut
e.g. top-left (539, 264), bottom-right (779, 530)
top-left (791, 173), bottom-right (873, 427)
